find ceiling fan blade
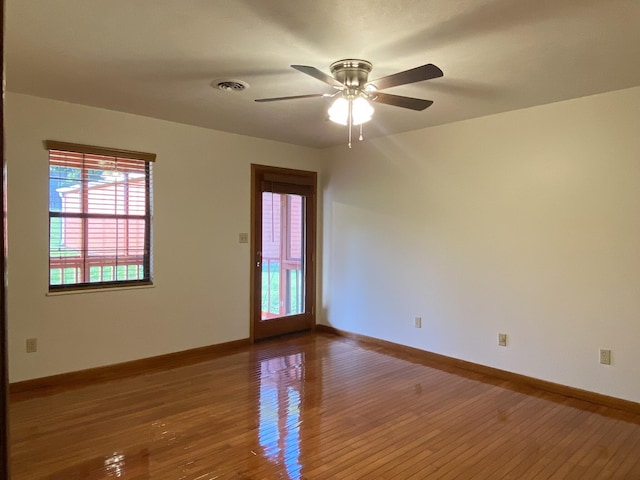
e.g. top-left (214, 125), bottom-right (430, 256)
top-left (367, 64), bottom-right (443, 90)
top-left (370, 92), bottom-right (434, 111)
top-left (255, 93), bottom-right (326, 102)
top-left (291, 65), bottom-right (344, 88)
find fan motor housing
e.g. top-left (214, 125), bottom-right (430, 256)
top-left (329, 59), bottom-right (372, 90)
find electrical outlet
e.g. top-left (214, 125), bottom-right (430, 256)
top-left (498, 333), bottom-right (507, 347)
top-left (238, 233), bottom-right (249, 244)
top-left (414, 317), bottom-right (422, 328)
top-left (26, 338), bottom-right (37, 353)
top-left (599, 348), bottom-right (612, 365)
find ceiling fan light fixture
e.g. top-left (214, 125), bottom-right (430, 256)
top-left (328, 97), bottom-right (374, 126)
top-left (328, 97), bottom-right (349, 125)
top-left (353, 97), bottom-right (374, 124)
top-left (254, 58), bottom-right (442, 148)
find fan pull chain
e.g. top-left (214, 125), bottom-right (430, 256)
top-left (348, 99), bottom-right (353, 149)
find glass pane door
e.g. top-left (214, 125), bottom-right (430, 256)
top-left (261, 192), bottom-right (305, 320)
top-left (252, 164), bottom-right (316, 341)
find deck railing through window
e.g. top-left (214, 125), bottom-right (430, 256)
top-left (49, 256), bottom-right (146, 285)
top-left (261, 256), bottom-right (303, 319)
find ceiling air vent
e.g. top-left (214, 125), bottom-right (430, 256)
top-left (213, 80), bottom-right (249, 92)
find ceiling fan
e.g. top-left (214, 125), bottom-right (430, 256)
top-left (255, 59), bottom-right (443, 147)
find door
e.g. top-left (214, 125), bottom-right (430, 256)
top-left (1, 2), bottom-right (9, 475)
top-left (251, 165), bottom-right (316, 340)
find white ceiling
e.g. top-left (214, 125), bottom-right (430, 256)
top-left (6, 0), bottom-right (640, 149)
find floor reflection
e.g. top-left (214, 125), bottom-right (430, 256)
top-left (47, 449), bottom-right (149, 479)
top-left (258, 352), bottom-right (305, 480)
top-left (103, 452), bottom-right (126, 477)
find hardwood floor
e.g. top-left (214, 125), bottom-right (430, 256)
top-left (10, 333), bottom-right (640, 479)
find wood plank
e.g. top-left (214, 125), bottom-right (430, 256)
top-left (9, 332), bottom-right (640, 479)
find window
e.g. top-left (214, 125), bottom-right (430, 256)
top-left (46, 141), bottom-right (154, 291)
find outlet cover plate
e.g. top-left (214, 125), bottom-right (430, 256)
top-left (498, 333), bottom-right (507, 347)
top-left (26, 338), bottom-right (37, 353)
top-left (599, 348), bottom-right (612, 365)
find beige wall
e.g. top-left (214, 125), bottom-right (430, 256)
top-left (321, 86), bottom-right (640, 403)
top-left (6, 93), bottom-right (323, 382)
top-left (7, 87), bottom-right (640, 404)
